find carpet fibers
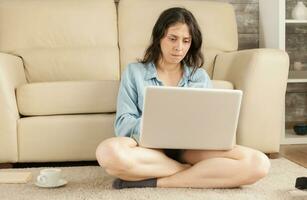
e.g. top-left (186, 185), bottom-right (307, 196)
top-left (0, 158), bottom-right (306, 200)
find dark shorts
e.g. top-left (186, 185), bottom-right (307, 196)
top-left (163, 149), bottom-right (186, 163)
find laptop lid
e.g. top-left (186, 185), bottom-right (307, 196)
top-left (139, 86), bottom-right (242, 150)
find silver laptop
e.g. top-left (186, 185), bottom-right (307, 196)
top-left (139, 86), bottom-right (242, 150)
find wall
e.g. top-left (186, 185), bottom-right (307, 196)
top-left (207, 0), bottom-right (259, 50)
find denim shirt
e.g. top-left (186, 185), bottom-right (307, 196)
top-left (114, 62), bottom-right (213, 142)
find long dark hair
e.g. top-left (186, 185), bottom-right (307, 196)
top-left (141, 7), bottom-right (204, 73)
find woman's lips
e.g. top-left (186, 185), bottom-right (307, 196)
top-left (171, 54), bottom-right (182, 57)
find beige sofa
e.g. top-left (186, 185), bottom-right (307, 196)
top-left (0, 0), bottom-right (289, 164)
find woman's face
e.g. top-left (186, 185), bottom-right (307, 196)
top-left (159, 23), bottom-right (192, 65)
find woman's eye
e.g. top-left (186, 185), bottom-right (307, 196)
top-left (169, 37), bottom-right (176, 41)
top-left (184, 40), bottom-right (191, 43)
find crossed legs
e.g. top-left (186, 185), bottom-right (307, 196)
top-left (96, 136), bottom-right (270, 188)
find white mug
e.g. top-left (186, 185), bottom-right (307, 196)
top-left (37, 168), bottom-right (62, 186)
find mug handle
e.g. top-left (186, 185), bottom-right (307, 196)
top-left (37, 174), bottom-right (47, 184)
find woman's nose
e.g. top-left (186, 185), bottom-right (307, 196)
top-left (174, 41), bottom-right (183, 51)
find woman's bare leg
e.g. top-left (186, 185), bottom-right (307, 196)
top-left (96, 137), bottom-right (190, 181)
top-left (96, 137), bottom-right (270, 188)
top-left (157, 145), bottom-right (271, 188)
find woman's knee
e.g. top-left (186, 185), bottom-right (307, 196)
top-left (242, 151), bottom-right (270, 185)
top-left (96, 137), bottom-right (137, 173)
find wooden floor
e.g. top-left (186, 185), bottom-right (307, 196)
top-left (0, 145), bottom-right (306, 169)
top-left (280, 144), bottom-right (307, 168)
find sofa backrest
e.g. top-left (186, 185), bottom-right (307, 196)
top-left (118, 0), bottom-right (238, 78)
top-left (0, 0), bottom-right (119, 82)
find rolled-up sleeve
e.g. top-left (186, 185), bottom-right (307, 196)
top-left (114, 65), bottom-right (141, 141)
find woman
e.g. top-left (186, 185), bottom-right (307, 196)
top-left (96, 7), bottom-right (270, 189)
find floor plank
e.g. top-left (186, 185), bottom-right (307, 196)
top-left (280, 144), bottom-right (307, 168)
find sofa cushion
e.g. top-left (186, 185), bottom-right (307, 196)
top-left (212, 80), bottom-right (234, 90)
top-left (118, 0), bottom-right (238, 77)
top-left (0, 0), bottom-right (119, 82)
top-left (18, 114), bottom-right (115, 162)
top-left (16, 81), bottom-right (119, 116)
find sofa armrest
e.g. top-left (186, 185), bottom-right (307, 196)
top-left (0, 53), bottom-right (27, 163)
top-left (213, 49), bottom-right (289, 153)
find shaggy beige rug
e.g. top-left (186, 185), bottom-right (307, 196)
top-left (0, 158), bottom-right (306, 200)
